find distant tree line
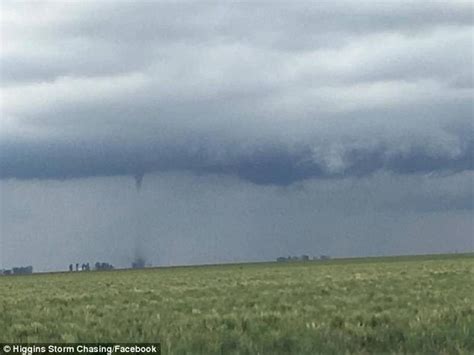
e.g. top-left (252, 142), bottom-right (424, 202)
top-left (95, 262), bottom-right (114, 270)
top-left (69, 263), bottom-right (92, 272)
top-left (0, 265), bottom-right (33, 275)
top-left (276, 255), bottom-right (331, 262)
top-left (68, 262), bottom-right (113, 272)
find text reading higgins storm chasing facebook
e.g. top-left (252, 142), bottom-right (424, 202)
top-left (0, 344), bottom-right (160, 355)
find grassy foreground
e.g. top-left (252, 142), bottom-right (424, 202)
top-left (1, 254), bottom-right (473, 354)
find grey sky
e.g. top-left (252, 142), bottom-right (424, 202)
top-left (0, 1), bottom-right (473, 270)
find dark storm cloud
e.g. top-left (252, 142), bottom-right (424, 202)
top-left (1, 1), bottom-right (473, 184)
top-left (1, 134), bottom-right (472, 185)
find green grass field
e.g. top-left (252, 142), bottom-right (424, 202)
top-left (1, 254), bottom-right (473, 354)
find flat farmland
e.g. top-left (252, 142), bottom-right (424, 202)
top-left (1, 254), bottom-right (473, 354)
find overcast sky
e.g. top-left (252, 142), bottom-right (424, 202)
top-left (1, 1), bottom-right (473, 271)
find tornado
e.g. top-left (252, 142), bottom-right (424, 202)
top-left (134, 172), bottom-right (144, 192)
top-left (133, 172), bottom-right (147, 268)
